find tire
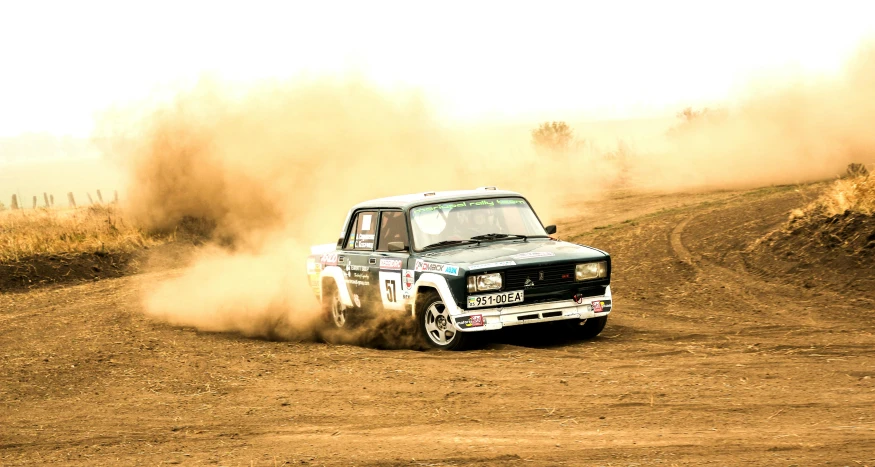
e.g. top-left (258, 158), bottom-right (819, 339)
top-left (322, 281), bottom-right (350, 329)
top-left (416, 290), bottom-right (470, 350)
top-left (564, 315), bottom-right (608, 340)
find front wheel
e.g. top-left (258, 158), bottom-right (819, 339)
top-left (417, 291), bottom-right (470, 350)
top-left (563, 315), bottom-right (608, 340)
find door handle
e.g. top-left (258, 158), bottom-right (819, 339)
top-left (368, 258), bottom-right (377, 265)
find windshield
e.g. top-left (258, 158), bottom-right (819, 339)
top-left (409, 197), bottom-right (548, 250)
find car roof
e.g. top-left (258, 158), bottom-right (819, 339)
top-left (350, 188), bottom-right (524, 210)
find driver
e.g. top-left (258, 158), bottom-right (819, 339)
top-left (463, 209), bottom-right (492, 237)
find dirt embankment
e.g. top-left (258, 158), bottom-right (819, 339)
top-left (744, 173), bottom-right (875, 296)
top-left (0, 241), bottom-right (198, 293)
top-left (0, 211), bottom-right (210, 293)
top-left (0, 250), bottom-right (137, 292)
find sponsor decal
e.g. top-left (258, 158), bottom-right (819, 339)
top-left (349, 265), bottom-right (370, 272)
top-left (496, 199), bottom-right (525, 205)
top-left (592, 301), bottom-right (604, 313)
top-left (468, 261), bottom-right (516, 271)
top-left (402, 269), bottom-right (414, 292)
top-left (411, 198), bottom-right (526, 215)
top-left (414, 259), bottom-right (459, 276)
top-left (524, 278), bottom-right (535, 287)
top-left (306, 258), bottom-right (318, 275)
top-left (412, 202), bottom-right (468, 214)
top-left (510, 251), bottom-right (555, 260)
top-left (380, 258), bottom-right (402, 270)
top-left (361, 214), bottom-right (372, 231)
top-left (320, 253), bottom-right (338, 266)
top-left (455, 314), bottom-right (485, 328)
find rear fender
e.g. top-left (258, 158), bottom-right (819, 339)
top-left (412, 273), bottom-right (460, 317)
top-left (320, 266), bottom-right (354, 308)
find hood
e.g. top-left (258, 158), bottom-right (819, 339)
top-left (419, 239), bottom-right (607, 269)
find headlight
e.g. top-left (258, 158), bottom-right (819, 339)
top-left (575, 261), bottom-right (607, 281)
top-left (467, 273), bottom-right (502, 292)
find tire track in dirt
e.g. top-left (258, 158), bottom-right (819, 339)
top-left (667, 188), bottom-right (875, 341)
top-left (669, 215), bottom-right (697, 267)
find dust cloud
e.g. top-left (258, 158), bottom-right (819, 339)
top-left (101, 43), bottom-right (875, 346)
top-left (101, 78), bottom-right (599, 346)
top-left (635, 44), bottom-right (875, 190)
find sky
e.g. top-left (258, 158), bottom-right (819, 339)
top-left (1, 0), bottom-right (874, 137)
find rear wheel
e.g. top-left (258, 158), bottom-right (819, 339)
top-left (564, 315), bottom-right (608, 340)
top-left (417, 291), bottom-right (470, 350)
top-left (322, 281), bottom-right (349, 329)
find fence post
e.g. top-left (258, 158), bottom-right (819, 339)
top-left (87, 193), bottom-right (94, 205)
top-left (50, 194), bottom-right (55, 207)
top-left (96, 189), bottom-right (104, 204)
top-left (11, 194), bottom-right (18, 210)
top-left (68, 192), bottom-right (76, 207)
top-left (44, 192), bottom-right (50, 208)
top-left (113, 190), bottom-right (119, 204)
top-left (32, 196), bottom-right (37, 209)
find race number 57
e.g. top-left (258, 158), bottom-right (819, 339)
top-left (385, 279), bottom-right (397, 302)
top-left (378, 271), bottom-right (403, 310)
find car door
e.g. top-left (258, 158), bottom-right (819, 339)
top-left (342, 210), bottom-right (379, 309)
top-left (372, 210), bottom-right (412, 311)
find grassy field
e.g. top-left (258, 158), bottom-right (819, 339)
top-left (0, 205), bottom-right (158, 263)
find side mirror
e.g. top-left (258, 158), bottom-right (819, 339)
top-left (387, 242), bottom-right (408, 252)
top-left (545, 225), bottom-right (557, 235)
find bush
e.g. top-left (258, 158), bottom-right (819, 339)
top-left (667, 107), bottom-right (728, 136)
top-left (847, 163), bottom-right (870, 178)
top-left (531, 121), bottom-right (574, 154)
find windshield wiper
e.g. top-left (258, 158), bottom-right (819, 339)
top-left (421, 239), bottom-right (479, 251)
top-left (469, 233), bottom-right (543, 242)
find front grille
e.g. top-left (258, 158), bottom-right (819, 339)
top-left (504, 263), bottom-right (576, 290)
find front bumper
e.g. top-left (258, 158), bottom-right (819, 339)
top-left (452, 287), bottom-right (612, 332)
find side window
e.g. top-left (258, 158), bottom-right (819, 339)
top-left (344, 216), bottom-right (358, 249)
top-left (348, 211), bottom-right (377, 251)
top-left (377, 211), bottom-right (409, 251)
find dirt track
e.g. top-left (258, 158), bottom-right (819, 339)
top-left (2, 185), bottom-right (874, 466)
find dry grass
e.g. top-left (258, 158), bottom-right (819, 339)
top-left (811, 172), bottom-right (874, 216)
top-left (0, 205), bottom-right (162, 262)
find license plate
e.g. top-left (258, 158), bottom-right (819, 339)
top-left (467, 290), bottom-right (524, 309)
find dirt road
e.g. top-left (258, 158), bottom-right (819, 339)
top-left (2, 185), bottom-right (874, 466)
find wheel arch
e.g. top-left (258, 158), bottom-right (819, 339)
top-left (411, 272), bottom-right (460, 318)
top-left (319, 266), bottom-right (354, 308)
